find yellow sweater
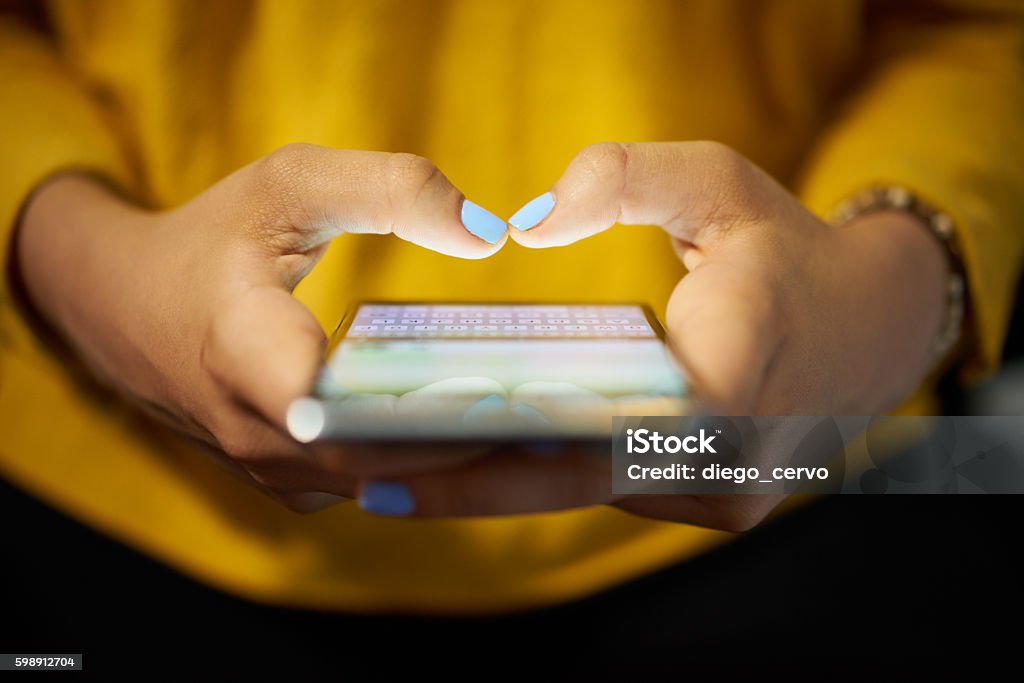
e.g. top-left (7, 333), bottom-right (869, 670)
top-left (1, 0), bottom-right (1022, 613)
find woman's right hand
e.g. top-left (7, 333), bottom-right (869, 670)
top-left (15, 144), bottom-right (508, 511)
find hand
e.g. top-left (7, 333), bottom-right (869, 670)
top-left (16, 144), bottom-right (508, 511)
top-left (355, 141), bottom-right (949, 529)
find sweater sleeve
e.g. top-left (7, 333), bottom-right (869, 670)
top-left (0, 4), bottom-right (131, 355)
top-left (796, 0), bottom-right (1024, 383)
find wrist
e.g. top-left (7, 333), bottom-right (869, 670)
top-left (16, 174), bottom-right (147, 340)
top-left (836, 208), bottom-right (951, 405)
top-left (831, 187), bottom-right (966, 372)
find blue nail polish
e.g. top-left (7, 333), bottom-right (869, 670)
top-left (463, 393), bottom-right (508, 422)
top-left (359, 481), bottom-right (415, 516)
top-left (509, 192), bottom-right (555, 231)
top-left (511, 403), bottom-right (551, 425)
top-left (528, 441), bottom-right (565, 457)
top-left (461, 200), bottom-right (507, 244)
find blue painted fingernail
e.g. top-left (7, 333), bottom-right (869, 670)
top-left (461, 200), bottom-right (506, 244)
top-left (511, 403), bottom-right (551, 425)
top-left (359, 481), bottom-right (415, 516)
top-left (463, 393), bottom-right (507, 422)
top-left (509, 192), bottom-right (555, 231)
top-left (528, 441), bottom-right (565, 457)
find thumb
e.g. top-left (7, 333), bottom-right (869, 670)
top-left (225, 145), bottom-right (508, 267)
top-left (202, 285), bottom-right (326, 428)
top-left (507, 141), bottom-right (779, 249)
top-left (666, 255), bottom-right (782, 415)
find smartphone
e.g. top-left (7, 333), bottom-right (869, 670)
top-left (287, 302), bottom-right (689, 442)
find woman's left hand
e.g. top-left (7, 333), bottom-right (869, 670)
top-left (356, 142), bottom-right (951, 529)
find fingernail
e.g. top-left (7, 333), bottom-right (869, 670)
top-left (511, 402), bottom-right (551, 425)
top-left (463, 393), bottom-right (508, 422)
top-left (359, 481), bottom-right (415, 516)
top-left (509, 192), bottom-right (555, 231)
top-left (461, 200), bottom-right (507, 244)
top-left (527, 441), bottom-right (565, 457)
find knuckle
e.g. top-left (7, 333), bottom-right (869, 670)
top-left (388, 153), bottom-right (440, 186)
top-left (252, 144), bottom-right (323, 221)
top-left (690, 140), bottom-right (758, 194)
top-left (386, 153), bottom-right (447, 207)
top-left (690, 141), bottom-right (762, 231)
top-left (259, 143), bottom-right (319, 185)
top-left (692, 140), bottom-right (745, 170)
top-left (573, 142), bottom-right (629, 183)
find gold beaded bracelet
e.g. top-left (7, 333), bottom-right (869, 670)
top-left (829, 186), bottom-right (966, 368)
